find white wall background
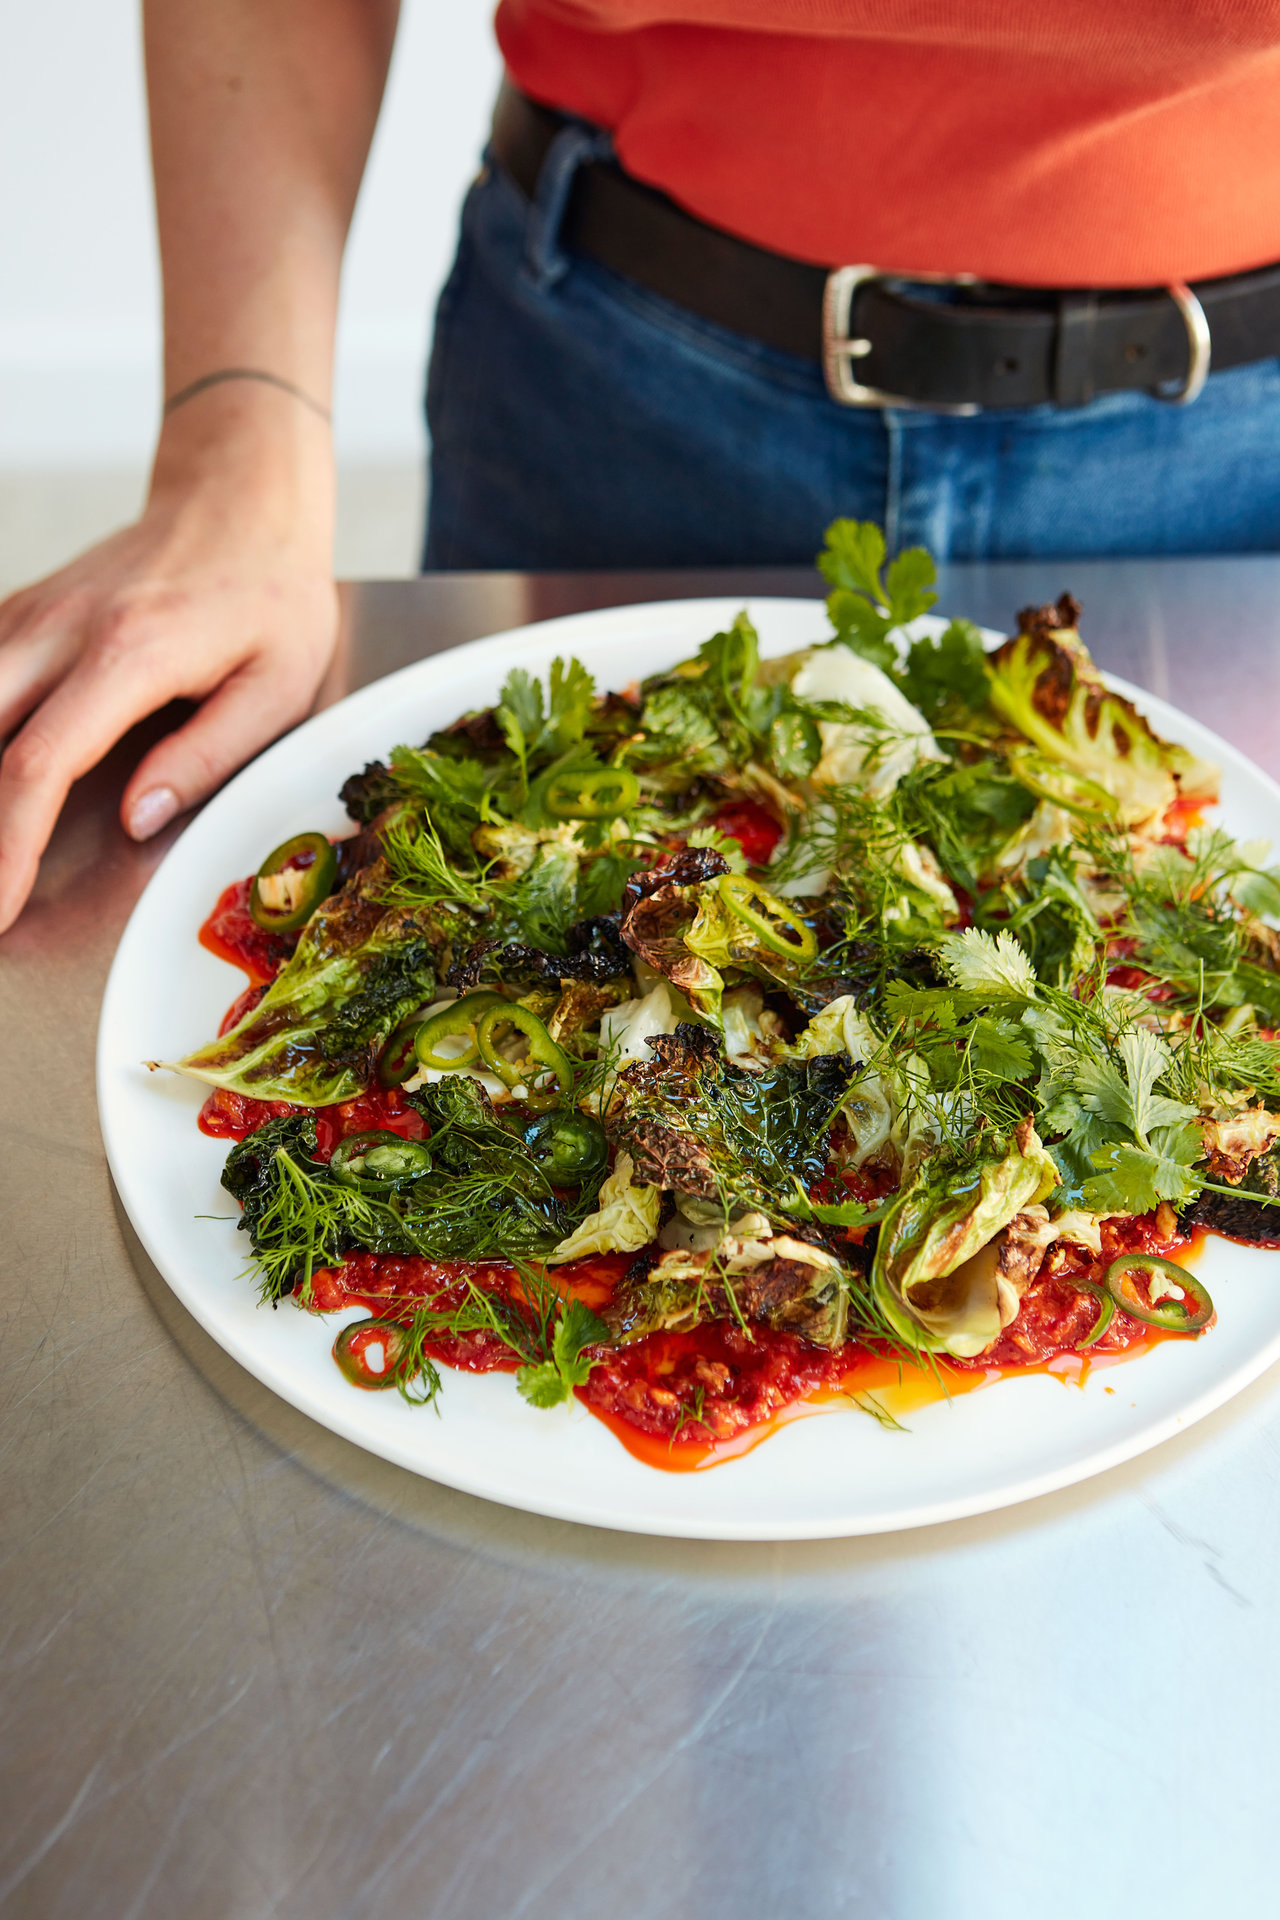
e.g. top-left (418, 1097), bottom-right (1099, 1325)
top-left (0, 1), bottom-right (501, 470)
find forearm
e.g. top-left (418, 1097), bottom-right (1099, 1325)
top-left (144, 0), bottom-right (400, 510)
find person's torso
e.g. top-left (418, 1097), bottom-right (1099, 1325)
top-left (496, 0), bottom-right (1280, 284)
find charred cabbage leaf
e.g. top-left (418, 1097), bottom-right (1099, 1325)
top-left (607, 1237), bottom-right (852, 1349)
top-left (448, 914), bottom-right (632, 991)
top-left (221, 1079), bottom-right (590, 1297)
top-left (1182, 1142), bottom-right (1280, 1246)
top-left (172, 879), bottom-right (439, 1105)
top-left (610, 1024), bottom-right (851, 1217)
top-left (986, 597), bottom-right (1218, 828)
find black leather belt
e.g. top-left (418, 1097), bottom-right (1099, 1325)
top-left (491, 80), bottom-right (1280, 413)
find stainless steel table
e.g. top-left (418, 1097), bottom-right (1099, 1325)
top-left (7, 560), bottom-right (1280, 1920)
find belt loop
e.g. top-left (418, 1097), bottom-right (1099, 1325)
top-left (1053, 291), bottom-right (1099, 408)
top-left (524, 121), bottom-right (616, 288)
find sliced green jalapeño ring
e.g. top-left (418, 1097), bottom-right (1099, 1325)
top-left (475, 1002), bottom-right (572, 1111)
top-left (1075, 1284), bottom-right (1116, 1349)
top-left (333, 1317), bottom-right (411, 1390)
top-left (1104, 1254), bottom-right (1213, 1333)
top-left (523, 1108), bottom-right (609, 1182)
top-left (249, 831), bottom-right (338, 932)
top-left (329, 1130), bottom-right (433, 1187)
top-left (717, 872), bottom-right (819, 963)
top-left (378, 1018), bottom-right (426, 1088)
top-left (544, 766), bottom-right (640, 820)
top-left (412, 992), bottom-right (508, 1071)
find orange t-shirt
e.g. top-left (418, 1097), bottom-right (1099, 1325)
top-left (495, 0), bottom-right (1280, 286)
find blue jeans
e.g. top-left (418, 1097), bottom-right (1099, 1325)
top-left (424, 126), bottom-right (1280, 569)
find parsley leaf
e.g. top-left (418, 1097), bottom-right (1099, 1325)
top-left (516, 1297), bottom-right (610, 1408)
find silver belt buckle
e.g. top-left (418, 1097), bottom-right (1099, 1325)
top-left (822, 264), bottom-right (981, 415)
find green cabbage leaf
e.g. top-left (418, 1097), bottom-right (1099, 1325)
top-left (873, 1124), bottom-right (1059, 1357)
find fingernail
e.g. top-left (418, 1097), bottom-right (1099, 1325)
top-left (127, 786), bottom-right (180, 841)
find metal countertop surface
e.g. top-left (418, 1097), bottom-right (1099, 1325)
top-left (6, 560), bottom-right (1280, 1920)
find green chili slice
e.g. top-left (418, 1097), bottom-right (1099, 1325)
top-left (1105, 1254), bottom-right (1214, 1333)
top-left (523, 1108), bottom-right (608, 1182)
top-left (413, 992), bottom-right (507, 1071)
top-left (475, 1002), bottom-right (572, 1110)
top-left (717, 872), bottom-right (818, 963)
top-left (378, 1018), bottom-right (425, 1088)
top-left (249, 831), bottom-right (338, 932)
top-left (333, 1317), bottom-right (411, 1390)
top-left (329, 1130), bottom-right (432, 1187)
top-left (1076, 1285), bottom-right (1115, 1349)
top-left (544, 766), bottom-right (640, 821)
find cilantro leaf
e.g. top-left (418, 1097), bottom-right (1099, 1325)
top-left (516, 1297), bottom-right (610, 1408)
top-left (818, 519), bottom-right (891, 603)
top-left (1081, 1122), bottom-right (1202, 1214)
top-left (384, 746), bottom-right (495, 849)
top-left (1117, 1029), bottom-right (1198, 1138)
top-left (1077, 1029), bottom-right (1197, 1146)
top-left (936, 928), bottom-right (1038, 1000)
top-left (640, 685), bottom-right (724, 756)
top-left (496, 669), bottom-right (541, 786)
top-left (545, 657), bottom-right (596, 754)
top-left (825, 590), bottom-right (900, 673)
top-left (496, 658), bottom-right (597, 789)
top-left (818, 520), bottom-right (939, 672)
top-left (577, 849), bottom-right (634, 917)
top-left (1074, 1054), bottom-right (1136, 1130)
top-left (883, 548), bottom-right (942, 626)
top-left (966, 1014), bottom-right (1035, 1083)
top-left (498, 667), bottom-right (544, 744)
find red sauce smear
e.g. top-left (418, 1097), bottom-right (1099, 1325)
top-left (199, 1082), bottom-right (425, 1157)
top-left (281, 1197), bottom-right (1205, 1472)
top-left (200, 877), bottom-right (297, 987)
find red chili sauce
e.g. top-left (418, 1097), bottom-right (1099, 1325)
top-left (201, 877), bottom-right (297, 987)
top-left (197, 872), bottom-right (1209, 1472)
top-left (707, 798), bottom-right (782, 868)
top-left (295, 1212), bottom-right (1197, 1471)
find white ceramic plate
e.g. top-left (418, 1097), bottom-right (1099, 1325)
top-left (98, 598), bottom-right (1280, 1539)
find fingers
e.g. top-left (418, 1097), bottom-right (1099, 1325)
top-left (0, 614), bottom-right (86, 739)
top-left (0, 627), bottom-right (182, 933)
top-left (121, 649), bottom-right (326, 840)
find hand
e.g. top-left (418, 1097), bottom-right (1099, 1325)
top-left (0, 425), bottom-right (339, 933)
